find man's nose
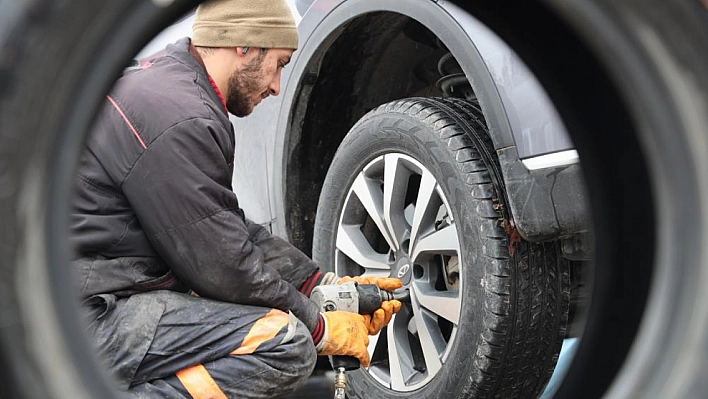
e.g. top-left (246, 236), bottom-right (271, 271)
top-left (269, 72), bottom-right (282, 96)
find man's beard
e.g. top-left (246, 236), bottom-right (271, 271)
top-left (226, 55), bottom-right (265, 117)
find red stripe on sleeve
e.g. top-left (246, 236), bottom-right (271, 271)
top-left (106, 95), bottom-right (147, 149)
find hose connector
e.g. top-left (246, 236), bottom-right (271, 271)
top-left (333, 367), bottom-right (347, 399)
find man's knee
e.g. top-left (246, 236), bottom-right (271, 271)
top-left (215, 315), bottom-right (317, 397)
top-left (270, 313), bottom-right (317, 384)
top-left (233, 311), bottom-right (316, 386)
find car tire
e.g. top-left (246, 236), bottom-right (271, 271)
top-left (312, 97), bottom-right (570, 399)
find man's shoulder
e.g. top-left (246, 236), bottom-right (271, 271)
top-left (119, 58), bottom-right (208, 112)
top-left (111, 58), bottom-right (226, 137)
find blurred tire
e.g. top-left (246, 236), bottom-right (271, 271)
top-left (460, 1), bottom-right (708, 398)
top-left (0, 0), bottom-right (198, 398)
top-left (0, 1), bottom-right (707, 399)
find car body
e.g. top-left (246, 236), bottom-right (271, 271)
top-left (136, 1), bottom-right (592, 397)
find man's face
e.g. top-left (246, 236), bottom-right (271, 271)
top-left (226, 48), bottom-right (293, 117)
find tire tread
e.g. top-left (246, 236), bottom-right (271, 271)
top-left (375, 97), bottom-right (570, 399)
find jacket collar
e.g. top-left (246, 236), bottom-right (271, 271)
top-left (166, 37), bottom-right (229, 114)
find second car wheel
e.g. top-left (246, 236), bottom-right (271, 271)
top-left (312, 97), bottom-right (571, 399)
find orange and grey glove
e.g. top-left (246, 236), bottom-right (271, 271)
top-left (315, 311), bottom-right (371, 367)
top-left (362, 299), bottom-right (402, 335)
top-left (337, 275), bottom-right (403, 291)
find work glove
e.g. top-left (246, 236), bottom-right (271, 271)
top-left (337, 275), bottom-right (403, 291)
top-left (363, 299), bottom-right (402, 335)
top-left (316, 311), bottom-right (371, 367)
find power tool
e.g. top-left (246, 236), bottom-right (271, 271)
top-left (310, 281), bottom-right (401, 399)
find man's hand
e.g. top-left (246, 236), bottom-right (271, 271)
top-left (363, 299), bottom-right (402, 335)
top-left (316, 311), bottom-right (371, 367)
top-left (338, 275), bottom-right (403, 291)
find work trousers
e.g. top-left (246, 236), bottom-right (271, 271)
top-left (83, 290), bottom-right (317, 399)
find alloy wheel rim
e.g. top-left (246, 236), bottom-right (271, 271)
top-left (335, 152), bottom-right (463, 391)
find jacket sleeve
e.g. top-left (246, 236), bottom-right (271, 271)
top-left (121, 117), bottom-right (321, 330)
top-left (244, 219), bottom-right (321, 289)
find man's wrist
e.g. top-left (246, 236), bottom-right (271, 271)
top-left (312, 314), bottom-right (326, 349)
top-left (299, 270), bottom-right (323, 296)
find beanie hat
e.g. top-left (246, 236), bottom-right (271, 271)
top-left (192, 0), bottom-right (298, 50)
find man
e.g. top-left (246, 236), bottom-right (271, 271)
top-left (71, 0), bottom-right (402, 397)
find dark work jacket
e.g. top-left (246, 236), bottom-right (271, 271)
top-left (71, 37), bottom-right (320, 331)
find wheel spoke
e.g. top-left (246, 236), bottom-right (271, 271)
top-left (367, 328), bottom-right (381, 357)
top-left (411, 282), bottom-right (461, 325)
top-left (410, 222), bottom-right (460, 262)
top-left (387, 314), bottom-right (408, 390)
top-left (383, 154), bottom-right (410, 248)
top-left (411, 293), bottom-right (444, 375)
top-left (351, 173), bottom-right (398, 251)
top-left (408, 170), bottom-right (440, 255)
top-left (336, 225), bottom-right (391, 271)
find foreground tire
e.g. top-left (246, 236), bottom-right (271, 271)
top-left (2, 1), bottom-right (707, 398)
top-left (0, 1), bottom-right (196, 397)
top-left (313, 97), bottom-right (570, 398)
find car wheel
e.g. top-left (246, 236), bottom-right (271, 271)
top-left (312, 97), bottom-right (571, 398)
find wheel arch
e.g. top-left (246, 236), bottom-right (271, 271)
top-left (272, 0), bottom-right (513, 253)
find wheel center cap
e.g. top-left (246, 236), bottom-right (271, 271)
top-left (397, 263), bottom-right (410, 279)
top-left (394, 257), bottom-right (412, 284)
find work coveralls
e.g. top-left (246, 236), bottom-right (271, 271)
top-left (71, 38), bottom-right (324, 398)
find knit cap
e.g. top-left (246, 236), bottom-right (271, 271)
top-left (192, 0), bottom-right (298, 50)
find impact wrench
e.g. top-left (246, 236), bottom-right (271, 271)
top-left (311, 281), bottom-right (407, 399)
